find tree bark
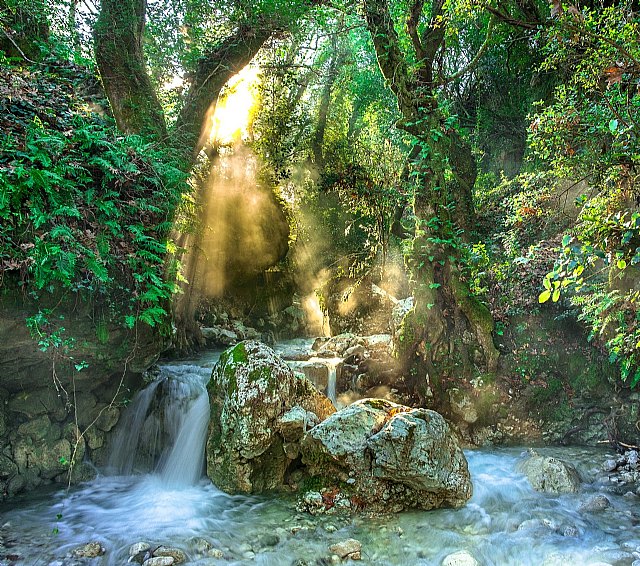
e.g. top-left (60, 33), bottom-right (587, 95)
top-left (93, 0), bottom-right (167, 137)
top-left (174, 21), bottom-right (278, 160)
top-left (364, 0), bottom-right (498, 397)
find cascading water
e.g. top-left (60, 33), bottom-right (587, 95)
top-left (106, 363), bottom-right (212, 486)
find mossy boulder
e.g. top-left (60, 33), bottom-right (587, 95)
top-left (206, 340), bottom-right (335, 494)
top-left (518, 452), bottom-right (581, 493)
top-left (300, 398), bottom-right (472, 512)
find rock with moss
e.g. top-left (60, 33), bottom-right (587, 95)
top-left (518, 452), bottom-right (581, 493)
top-left (206, 340), bottom-right (335, 494)
top-left (300, 398), bottom-right (472, 512)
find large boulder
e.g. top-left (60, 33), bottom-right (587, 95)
top-left (206, 341), bottom-right (335, 493)
top-left (519, 452), bottom-right (581, 493)
top-left (300, 398), bottom-right (472, 512)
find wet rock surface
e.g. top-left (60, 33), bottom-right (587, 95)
top-left (300, 398), bottom-right (472, 512)
top-left (206, 340), bottom-right (335, 493)
top-left (518, 451), bottom-right (581, 493)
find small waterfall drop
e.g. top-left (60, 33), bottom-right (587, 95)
top-left (325, 359), bottom-right (340, 404)
top-left (106, 363), bottom-right (212, 486)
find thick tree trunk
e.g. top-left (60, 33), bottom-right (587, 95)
top-left (92, 3), bottom-right (289, 351)
top-left (364, 0), bottom-right (498, 398)
top-left (93, 0), bottom-right (167, 137)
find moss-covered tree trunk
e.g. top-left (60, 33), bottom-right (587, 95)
top-left (364, 0), bottom-right (498, 402)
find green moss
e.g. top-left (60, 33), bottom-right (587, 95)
top-left (230, 342), bottom-right (248, 364)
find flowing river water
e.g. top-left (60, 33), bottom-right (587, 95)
top-left (1, 347), bottom-right (639, 566)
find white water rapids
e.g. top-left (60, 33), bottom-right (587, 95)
top-left (0, 349), bottom-right (639, 565)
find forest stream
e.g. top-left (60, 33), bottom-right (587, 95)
top-left (1, 345), bottom-right (638, 566)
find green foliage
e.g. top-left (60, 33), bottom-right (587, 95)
top-left (530, 2), bottom-right (640, 386)
top-left (0, 64), bottom-right (189, 342)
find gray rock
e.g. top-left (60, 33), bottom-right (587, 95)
top-left (71, 542), bottom-right (105, 558)
top-left (448, 389), bottom-right (478, 424)
top-left (279, 406), bottom-right (319, 442)
top-left (153, 547), bottom-right (186, 564)
top-left (628, 450), bottom-right (639, 468)
top-left (207, 341), bottom-right (335, 494)
top-left (329, 539), bottom-right (361, 560)
top-left (301, 399), bottom-right (472, 511)
top-left (603, 459), bottom-right (618, 472)
top-left (129, 542), bottom-right (151, 557)
top-left (519, 454), bottom-right (581, 493)
top-left (258, 533), bottom-right (280, 547)
top-left (391, 297), bottom-right (413, 335)
top-left (218, 329), bottom-right (238, 345)
top-left (143, 558), bottom-right (174, 566)
top-left (344, 344), bottom-right (366, 360)
top-left (188, 538), bottom-right (211, 554)
top-left (579, 494), bottom-right (611, 513)
top-left (95, 405), bottom-right (120, 432)
top-left (442, 550), bottom-right (480, 566)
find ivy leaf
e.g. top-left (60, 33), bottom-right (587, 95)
top-left (609, 119), bottom-right (619, 134)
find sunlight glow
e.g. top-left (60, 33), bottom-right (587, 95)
top-left (210, 66), bottom-right (260, 145)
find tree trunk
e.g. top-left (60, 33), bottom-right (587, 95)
top-left (93, 0), bottom-right (167, 138)
top-left (364, 0), bottom-right (498, 398)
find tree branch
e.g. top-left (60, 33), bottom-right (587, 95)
top-left (173, 21), bottom-right (277, 160)
top-left (363, 0), bottom-right (419, 121)
top-left (407, 0), bottom-right (426, 61)
top-left (439, 16), bottom-right (495, 84)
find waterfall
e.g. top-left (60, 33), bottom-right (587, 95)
top-left (157, 391), bottom-right (210, 486)
top-left (106, 380), bottom-right (162, 475)
top-left (106, 364), bottom-right (211, 486)
top-left (326, 361), bottom-right (338, 404)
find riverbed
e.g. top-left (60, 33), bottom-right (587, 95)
top-left (1, 346), bottom-right (639, 565)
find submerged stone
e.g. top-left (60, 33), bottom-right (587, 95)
top-left (329, 538), bottom-right (362, 560)
top-left (71, 541), bottom-right (105, 558)
top-left (442, 550), bottom-right (479, 566)
top-left (519, 453), bottom-right (581, 493)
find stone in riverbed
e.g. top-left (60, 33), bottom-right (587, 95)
top-left (153, 546), bottom-right (186, 563)
top-left (71, 541), bottom-right (105, 558)
top-left (300, 398), bottom-right (472, 512)
top-left (442, 550), bottom-right (480, 566)
top-left (130, 542), bottom-right (151, 556)
top-left (519, 453), bottom-right (581, 493)
top-left (579, 494), bottom-right (611, 513)
top-left (329, 539), bottom-right (362, 560)
top-left (143, 557), bottom-right (174, 566)
top-left (206, 341), bottom-right (335, 494)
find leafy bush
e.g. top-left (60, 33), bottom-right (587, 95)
top-left (531, 3), bottom-right (640, 385)
top-left (0, 64), bottom-right (189, 336)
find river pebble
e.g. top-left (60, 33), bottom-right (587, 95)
top-left (130, 542), bottom-right (151, 556)
top-left (579, 494), bottom-right (611, 513)
top-left (71, 541), bottom-right (105, 558)
top-left (154, 547), bottom-right (186, 563)
top-left (442, 550), bottom-right (479, 566)
top-left (329, 538), bottom-right (362, 560)
top-left (143, 557), bottom-right (174, 566)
